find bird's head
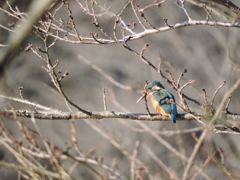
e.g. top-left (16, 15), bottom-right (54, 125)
top-left (136, 81), bottom-right (165, 103)
top-left (145, 81), bottom-right (165, 91)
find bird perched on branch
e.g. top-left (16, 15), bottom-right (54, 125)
top-left (137, 81), bottom-right (177, 123)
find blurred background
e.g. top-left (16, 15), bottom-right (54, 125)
top-left (0, 0), bottom-right (240, 179)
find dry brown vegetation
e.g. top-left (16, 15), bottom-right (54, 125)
top-left (0, 0), bottom-right (240, 179)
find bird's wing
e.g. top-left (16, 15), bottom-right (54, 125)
top-left (155, 89), bottom-right (177, 115)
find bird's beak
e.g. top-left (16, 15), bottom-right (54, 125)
top-left (136, 91), bottom-right (151, 103)
top-left (136, 94), bottom-right (146, 103)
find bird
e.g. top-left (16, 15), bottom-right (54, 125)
top-left (136, 81), bottom-right (177, 123)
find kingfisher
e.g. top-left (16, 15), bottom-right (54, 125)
top-left (136, 81), bottom-right (177, 123)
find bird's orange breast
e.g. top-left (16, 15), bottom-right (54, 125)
top-left (151, 95), bottom-right (171, 117)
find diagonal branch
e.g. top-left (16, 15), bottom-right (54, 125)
top-left (209, 0), bottom-right (240, 17)
top-left (77, 54), bottom-right (137, 92)
top-left (182, 78), bottom-right (240, 180)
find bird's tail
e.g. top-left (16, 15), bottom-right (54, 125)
top-left (170, 114), bottom-right (176, 123)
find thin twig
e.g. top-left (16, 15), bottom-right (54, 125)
top-left (211, 81), bottom-right (227, 108)
top-left (102, 88), bottom-right (107, 111)
top-left (131, 141), bottom-right (140, 180)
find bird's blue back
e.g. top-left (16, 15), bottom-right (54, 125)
top-left (153, 89), bottom-right (177, 123)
